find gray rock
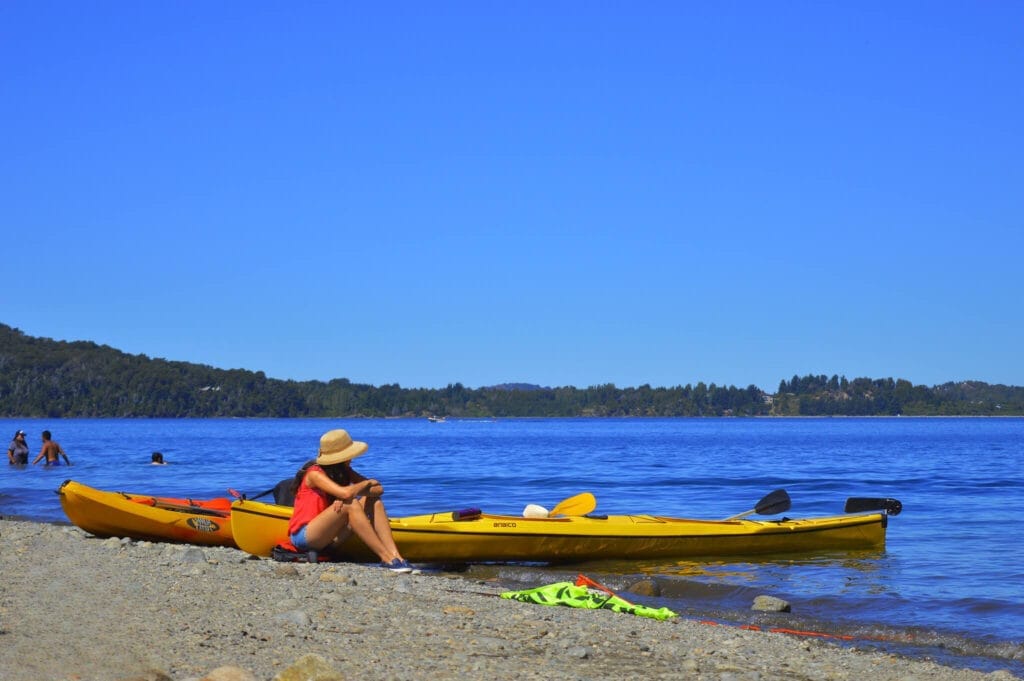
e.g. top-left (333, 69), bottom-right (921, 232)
top-left (628, 578), bottom-right (661, 597)
top-left (471, 635), bottom-right (512, 653)
top-left (198, 666), bottom-right (257, 681)
top-left (274, 564), bottom-right (301, 578)
top-left (752, 595), bottom-right (791, 612)
top-left (118, 670), bottom-right (173, 681)
top-left (274, 610), bottom-right (311, 627)
top-left (180, 547), bottom-right (208, 563)
top-left (273, 653), bottom-right (344, 681)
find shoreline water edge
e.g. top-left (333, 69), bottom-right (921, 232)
top-left (1, 518), bottom-right (1019, 681)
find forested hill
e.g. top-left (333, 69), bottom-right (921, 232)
top-left (1, 323), bottom-right (1021, 417)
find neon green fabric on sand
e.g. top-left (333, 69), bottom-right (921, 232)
top-left (500, 582), bottom-right (677, 621)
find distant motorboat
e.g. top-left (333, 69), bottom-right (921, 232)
top-left (427, 416), bottom-right (447, 423)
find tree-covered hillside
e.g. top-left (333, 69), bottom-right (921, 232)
top-left (1, 324), bottom-right (1021, 417)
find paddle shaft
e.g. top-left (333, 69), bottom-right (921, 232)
top-left (146, 499), bottom-right (230, 518)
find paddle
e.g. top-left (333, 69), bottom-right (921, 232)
top-left (576, 573), bottom-right (635, 605)
top-left (227, 481), bottom-right (288, 503)
top-left (845, 497), bottom-right (902, 516)
top-left (145, 499), bottom-right (230, 518)
top-left (725, 488), bottom-right (791, 521)
top-left (548, 492), bottom-right (597, 517)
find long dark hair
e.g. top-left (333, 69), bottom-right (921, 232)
top-left (319, 460), bottom-right (353, 487)
top-left (291, 459), bottom-right (317, 492)
top-left (286, 459), bottom-right (351, 497)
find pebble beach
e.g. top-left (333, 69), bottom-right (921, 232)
top-left (1, 518), bottom-right (1018, 681)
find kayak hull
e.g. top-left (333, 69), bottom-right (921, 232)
top-left (57, 479), bottom-right (236, 547)
top-left (230, 499), bottom-right (887, 562)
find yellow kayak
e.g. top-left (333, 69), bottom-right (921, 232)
top-left (229, 496), bottom-right (892, 563)
top-left (58, 479), bottom-right (236, 547)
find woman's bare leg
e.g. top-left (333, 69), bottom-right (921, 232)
top-left (302, 501), bottom-right (352, 550)
top-left (300, 500), bottom-right (401, 563)
top-left (343, 499), bottom-right (398, 562)
top-left (363, 497), bottom-right (404, 560)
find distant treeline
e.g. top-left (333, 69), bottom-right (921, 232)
top-left (1, 323), bottom-right (1021, 418)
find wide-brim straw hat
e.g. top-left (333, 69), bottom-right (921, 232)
top-left (316, 429), bottom-right (368, 466)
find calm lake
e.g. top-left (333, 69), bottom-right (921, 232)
top-left (2, 417), bottom-right (1022, 675)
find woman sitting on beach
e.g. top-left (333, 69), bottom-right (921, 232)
top-left (287, 429), bottom-right (412, 573)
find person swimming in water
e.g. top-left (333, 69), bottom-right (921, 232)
top-left (151, 452), bottom-right (167, 465)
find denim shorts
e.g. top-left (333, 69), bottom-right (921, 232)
top-left (290, 525), bottom-right (311, 551)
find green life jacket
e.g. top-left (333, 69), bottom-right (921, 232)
top-left (500, 581), bottom-right (677, 621)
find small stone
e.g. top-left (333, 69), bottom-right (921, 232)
top-left (318, 572), bottom-right (354, 584)
top-left (273, 654), bottom-right (344, 681)
top-left (567, 646), bottom-right (590, 659)
top-left (119, 670), bottom-right (172, 681)
top-left (274, 610), bottom-right (311, 627)
top-left (180, 547), bottom-right (208, 564)
top-left (444, 605), bottom-right (475, 616)
top-left (200, 666), bottom-right (257, 681)
top-left (274, 565), bottom-right (300, 578)
top-left (752, 595), bottom-right (791, 612)
top-left (627, 579), bottom-right (661, 597)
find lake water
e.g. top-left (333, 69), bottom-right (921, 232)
top-left (2, 417), bottom-right (1022, 675)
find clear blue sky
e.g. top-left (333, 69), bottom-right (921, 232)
top-left (2, 3), bottom-right (1021, 391)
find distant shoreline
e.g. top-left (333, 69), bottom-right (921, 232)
top-left (3, 413), bottom-right (1023, 420)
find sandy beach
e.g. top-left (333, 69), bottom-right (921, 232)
top-left (0, 518), bottom-right (1018, 681)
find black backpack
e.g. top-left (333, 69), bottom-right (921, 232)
top-left (270, 544), bottom-right (328, 563)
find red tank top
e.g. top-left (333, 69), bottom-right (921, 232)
top-left (287, 465), bottom-right (331, 535)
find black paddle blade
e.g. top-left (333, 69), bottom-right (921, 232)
top-left (755, 488), bottom-right (791, 516)
top-left (845, 497), bottom-right (902, 516)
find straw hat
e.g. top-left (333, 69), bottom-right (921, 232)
top-left (316, 429), bottom-right (368, 466)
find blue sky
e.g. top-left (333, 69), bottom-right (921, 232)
top-left (2, 2), bottom-right (1021, 391)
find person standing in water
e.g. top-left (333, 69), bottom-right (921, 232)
top-left (7, 430), bottom-right (29, 465)
top-left (32, 430), bottom-right (71, 466)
